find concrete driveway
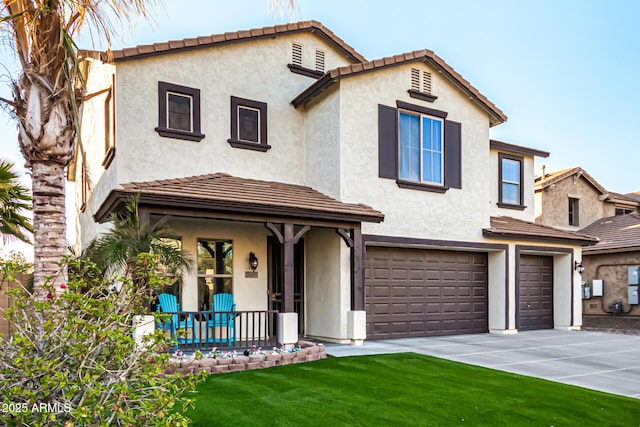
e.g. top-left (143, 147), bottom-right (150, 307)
top-left (323, 330), bottom-right (640, 399)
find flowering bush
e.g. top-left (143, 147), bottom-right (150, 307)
top-left (0, 254), bottom-right (204, 426)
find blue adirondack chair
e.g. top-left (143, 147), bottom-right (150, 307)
top-left (209, 293), bottom-right (236, 344)
top-left (157, 293), bottom-right (193, 344)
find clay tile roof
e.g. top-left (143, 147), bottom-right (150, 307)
top-left (608, 192), bottom-right (640, 205)
top-left (581, 213), bottom-right (640, 253)
top-left (534, 167), bottom-right (608, 195)
top-left (109, 20), bottom-right (365, 63)
top-left (483, 216), bottom-right (598, 245)
top-left (293, 48), bottom-right (507, 126)
top-left (95, 173), bottom-right (384, 224)
top-left (626, 192), bottom-right (640, 203)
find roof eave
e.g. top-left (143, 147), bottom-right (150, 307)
top-left (583, 245), bottom-right (640, 255)
top-left (482, 229), bottom-right (599, 246)
top-left (489, 140), bottom-right (550, 158)
top-left (95, 189), bottom-right (385, 225)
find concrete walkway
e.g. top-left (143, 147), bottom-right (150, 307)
top-left (323, 330), bottom-right (640, 399)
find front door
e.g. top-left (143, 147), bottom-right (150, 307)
top-left (267, 236), bottom-right (304, 335)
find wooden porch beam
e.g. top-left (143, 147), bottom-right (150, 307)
top-left (336, 228), bottom-right (354, 247)
top-left (265, 222), bottom-right (284, 244)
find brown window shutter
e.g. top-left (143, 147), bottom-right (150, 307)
top-left (444, 120), bottom-right (462, 189)
top-left (378, 104), bottom-right (398, 179)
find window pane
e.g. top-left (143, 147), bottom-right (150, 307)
top-left (423, 151), bottom-right (442, 184)
top-left (238, 107), bottom-right (260, 142)
top-left (502, 183), bottom-right (520, 204)
top-left (197, 240), bottom-right (233, 275)
top-left (502, 159), bottom-right (520, 183)
top-left (422, 117), bottom-right (442, 151)
top-left (167, 93), bottom-right (192, 131)
top-left (421, 117), bottom-right (443, 184)
top-left (399, 113), bottom-right (420, 181)
top-left (198, 239), bottom-right (233, 303)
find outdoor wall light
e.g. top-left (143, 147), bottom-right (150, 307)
top-left (574, 261), bottom-right (585, 274)
top-left (249, 252), bottom-right (259, 271)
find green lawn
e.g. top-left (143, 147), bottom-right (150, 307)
top-left (185, 353), bottom-right (640, 426)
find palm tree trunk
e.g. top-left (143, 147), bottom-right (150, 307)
top-left (31, 161), bottom-right (67, 296)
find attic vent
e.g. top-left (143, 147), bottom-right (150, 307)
top-left (315, 49), bottom-right (325, 73)
top-left (411, 68), bottom-right (420, 91)
top-left (292, 42), bottom-right (303, 66)
top-left (422, 71), bottom-right (432, 94)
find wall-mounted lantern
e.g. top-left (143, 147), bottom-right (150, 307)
top-left (249, 252), bottom-right (259, 271)
top-left (574, 261), bottom-right (584, 274)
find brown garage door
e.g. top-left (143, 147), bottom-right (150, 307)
top-left (365, 247), bottom-right (488, 339)
top-left (519, 255), bottom-right (554, 330)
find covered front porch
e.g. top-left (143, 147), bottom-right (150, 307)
top-left (96, 173), bottom-right (384, 348)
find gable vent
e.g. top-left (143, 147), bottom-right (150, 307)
top-left (422, 71), bottom-right (432, 94)
top-left (315, 49), bottom-right (325, 73)
top-left (292, 42), bottom-right (303, 66)
top-left (411, 68), bottom-right (420, 91)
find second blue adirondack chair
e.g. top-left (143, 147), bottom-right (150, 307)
top-left (157, 293), bottom-right (193, 344)
top-left (210, 293), bottom-right (236, 344)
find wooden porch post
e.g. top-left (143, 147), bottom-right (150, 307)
top-left (265, 222), bottom-right (310, 313)
top-left (352, 226), bottom-right (364, 311)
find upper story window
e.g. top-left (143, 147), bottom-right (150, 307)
top-left (568, 197), bottom-right (580, 226)
top-left (102, 74), bottom-right (116, 169)
top-left (498, 153), bottom-right (525, 210)
top-left (615, 207), bottom-right (634, 215)
top-left (399, 111), bottom-right (443, 185)
top-left (155, 81), bottom-right (204, 142)
top-left (228, 96), bottom-right (270, 152)
top-left (378, 100), bottom-right (460, 193)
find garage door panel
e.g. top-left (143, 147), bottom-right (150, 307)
top-left (366, 247), bottom-right (488, 339)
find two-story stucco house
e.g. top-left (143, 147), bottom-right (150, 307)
top-left (535, 167), bottom-right (640, 231)
top-left (534, 167), bottom-right (640, 321)
top-left (71, 21), bottom-right (596, 345)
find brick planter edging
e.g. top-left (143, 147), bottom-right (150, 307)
top-left (164, 341), bottom-right (327, 376)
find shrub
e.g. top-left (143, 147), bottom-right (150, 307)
top-left (0, 254), bottom-right (204, 426)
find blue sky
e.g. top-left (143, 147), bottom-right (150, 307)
top-left (0, 0), bottom-right (639, 254)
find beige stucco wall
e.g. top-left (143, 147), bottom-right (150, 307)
top-left (113, 32), bottom-right (351, 187)
top-left (304, 85), bottom-right (341, 199)
top-left (75, 58), bottom-right (118, 251)
top-left (305, 228), bottom-right (351, 341)
top-left (337, 62), bottom-right (492, 241)
top-left (535, 176), bottom-right (610, 230)
top-left (488, 149), bottom-right (536, 221)
top-left (582, 251), bottom-right (640, 316)
top-left (167, 218), bottom-right (269, 312)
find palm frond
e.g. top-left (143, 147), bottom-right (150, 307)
top-left (0, 158), bottom-right (32, 244)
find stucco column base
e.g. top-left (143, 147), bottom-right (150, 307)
top-left (133, 315), bottom-right (155, 349)
top-left (489, 328), bottom-right (518, 335)
top-left (278, 312), bottom-right (299, 349)
top-left (347, 310), bottom-right (367, 345)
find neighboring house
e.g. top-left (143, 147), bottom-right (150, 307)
top-left (534, 167), bottom-right (640, 231)
top-left (70, 21), bottom-right (596, 344)
top-left (580, 214), bottom-right (640, 318)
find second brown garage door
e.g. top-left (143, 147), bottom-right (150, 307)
top-left (365, 247), bottom-right (488, 339)
top-left (519, 255), bottom-right (554, 330)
